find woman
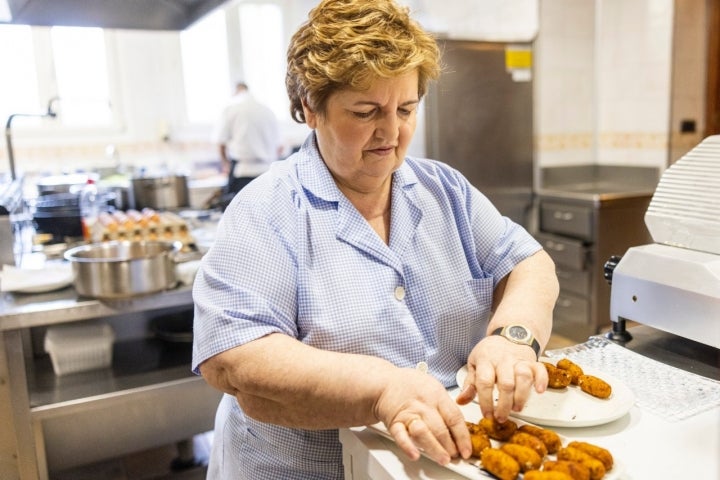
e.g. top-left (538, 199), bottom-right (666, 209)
top-left (192, 0), bottom-right (559, 478)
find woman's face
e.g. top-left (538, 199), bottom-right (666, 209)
top-left (304, 71), bottom-right (419, 195)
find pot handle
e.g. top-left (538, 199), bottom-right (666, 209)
top-left (170, 244), bottom-right (204, 264)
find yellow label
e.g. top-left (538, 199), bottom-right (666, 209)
top-left (505, 48), bottom-right (533, 69)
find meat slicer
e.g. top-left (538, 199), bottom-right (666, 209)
top-left (606, 135), bottom-right (720, 349)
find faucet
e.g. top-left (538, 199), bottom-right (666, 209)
top-left (4, 97), bottom-right (60, 180)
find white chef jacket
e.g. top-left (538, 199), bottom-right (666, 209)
top-left (213, 91), bottom-right (280, 177)
top-left (192, 132), bottom-right (542, 479)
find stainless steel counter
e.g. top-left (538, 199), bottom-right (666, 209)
top-left (0, 283), bottom-right (221, 479)
top-left (537, 164), bottom-right (660, 204)
top-left (0, 283), bottom-right (193, 331)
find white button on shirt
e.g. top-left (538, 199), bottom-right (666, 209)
top-left (192, 132), bottom-right (542, 480)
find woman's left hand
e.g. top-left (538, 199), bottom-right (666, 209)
top-left (455, 335), bottom-right (548, 422)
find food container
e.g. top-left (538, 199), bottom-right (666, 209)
top-left (132, 174), bottom-right (189, 210)
top-left (44, 321), bottom-right (115, 376)
top-left (36, 173), bottom-right (97, 196)
top-left (32, 192), bottom-right (83, 239)
top-left (64, 240), bottom-right (181, 298)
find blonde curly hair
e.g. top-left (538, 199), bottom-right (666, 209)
top-left (286, 0), bottom-right (441, 123)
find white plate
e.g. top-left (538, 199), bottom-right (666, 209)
top-left (456, 360), bottom-right (635, 428)
top-left (0, 263), bottom-right (74, 293)
top-left (367, 404), bottom-right (625, 479)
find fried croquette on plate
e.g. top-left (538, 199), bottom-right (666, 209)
top-left (577, 374), bottom-right (613, 399)
top-left (567, 441), bottom-right (614, 470)
top-left (466, 421), bottom-right (483, 435)
top-left (479, 416), bottom-right (518, 441)
top-left (508, 431), bottom-right (548, 458)
top-left (500, 443), bottom-right (542, 472)
top-left (524, 470), bottom-right (574, 480)
top-left (480, 448), bottom-right (521, 480)
top-left (469, 431), bottom-right (491, 458)
top-left (543, 459), bottom-right (591, 480)
top-left (543, 362), bottom-right (572, 389)
top-left (556, 358), bottom-right (584, 385)
top-left (518, 424), bottom-right (562, 454)
top-left (557, 446), bottom-right (606, 480)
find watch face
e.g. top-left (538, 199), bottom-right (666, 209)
top-left (507, 325), bottom-right (530, 342)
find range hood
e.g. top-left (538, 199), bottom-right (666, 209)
top-left (1, 0), bottom-right (229, 30)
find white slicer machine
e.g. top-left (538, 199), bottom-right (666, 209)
top-left (607, 135), bottom-right (720, 348)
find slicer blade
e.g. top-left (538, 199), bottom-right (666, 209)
top-left (644, 135), bottom-right (720, 255)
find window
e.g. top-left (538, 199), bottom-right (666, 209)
top-left (50, 27), bottom-right (113, 126)
top-left (180, 2), bottom-right (288, 125)
top-left (0, 25), bottom-right (40, 124)
top-left (238, 3), bottom-right (287, 121)
top-left (181, 8), bottom-right (230, 124)
top-left (0, 25), bottom-right (114, 130)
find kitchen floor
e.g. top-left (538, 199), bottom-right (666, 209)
top-left (50, 331), bottom-right (583, 480)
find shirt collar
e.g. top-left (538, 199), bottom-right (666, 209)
top-left (296, 131), bottom-right (419, 203)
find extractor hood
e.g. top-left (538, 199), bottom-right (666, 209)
top-left (0, 0), bottom-right (229, 30)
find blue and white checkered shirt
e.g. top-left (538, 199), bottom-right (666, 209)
top-left (192, 132), bottom-right (541, 479)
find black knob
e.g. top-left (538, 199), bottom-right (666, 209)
top-left (603, 255), bottom-right (622, 285)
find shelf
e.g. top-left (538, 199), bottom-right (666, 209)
top-left (28, 338), bottom-right (196, 414)
top-left (0, 284), bottom-right (193, 331)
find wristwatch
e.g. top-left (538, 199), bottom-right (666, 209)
top-left (491, 325), bottom-right (541, 359)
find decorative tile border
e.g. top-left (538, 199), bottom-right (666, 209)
top-left (536, 133), bottom-right (593, 151)
top-left (537, 132), bottom-right (671, 152)
top-left (597, 132), bottom-right (669, 150)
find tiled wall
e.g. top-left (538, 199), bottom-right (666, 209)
top-left (534, 0), bottom-right (596, 167)
top-left (534, 0), bottom-right (703, 170)
top-left (595, 0), bottom-right (674, 167)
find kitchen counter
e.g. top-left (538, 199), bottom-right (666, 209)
top-left (341, 325), bottom-right (720, 479)
top-left (536, 165), bottom-right (660, 204)
top-left (0, 281), bottom-right (221, 480)
top-left (0, 282), bottom-right (193, 331)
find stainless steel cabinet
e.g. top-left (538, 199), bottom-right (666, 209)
top-left (0, 286), bottom-right (222, 480)
top-left (535, 166), bottom-right (659, 342)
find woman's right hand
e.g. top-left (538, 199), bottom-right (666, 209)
top-left (373, 367), bottom-right (472, 465)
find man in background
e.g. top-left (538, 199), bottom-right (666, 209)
top-left (214, 82), bottom-right (282, 197)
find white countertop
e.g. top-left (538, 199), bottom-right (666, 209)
top-left (341, 388), bottom-right (720, 479)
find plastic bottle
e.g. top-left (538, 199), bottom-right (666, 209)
top-left (79, 179), bottom-right (100, 242)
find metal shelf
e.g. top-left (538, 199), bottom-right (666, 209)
top-left (0, 281), bottom-right (217, 478)
top-left (0, 284), bottom-right (193, 331)
top-left (28, 338), bottom-right (196, 412)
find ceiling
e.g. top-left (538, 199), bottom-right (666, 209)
top-left (1, 0), bottom-right (229, 30)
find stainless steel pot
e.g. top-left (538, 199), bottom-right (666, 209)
top-left (132, 175), bottom-right (189, 210)
top-left (64, 240), bottom-right (180, 298)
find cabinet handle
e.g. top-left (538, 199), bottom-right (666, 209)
top-left (553, 211), bottom-right (574, 221)
top-left (544, 240), bottom-right (565, 252)
top-left (556, 298), bottom-right (573, 308)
